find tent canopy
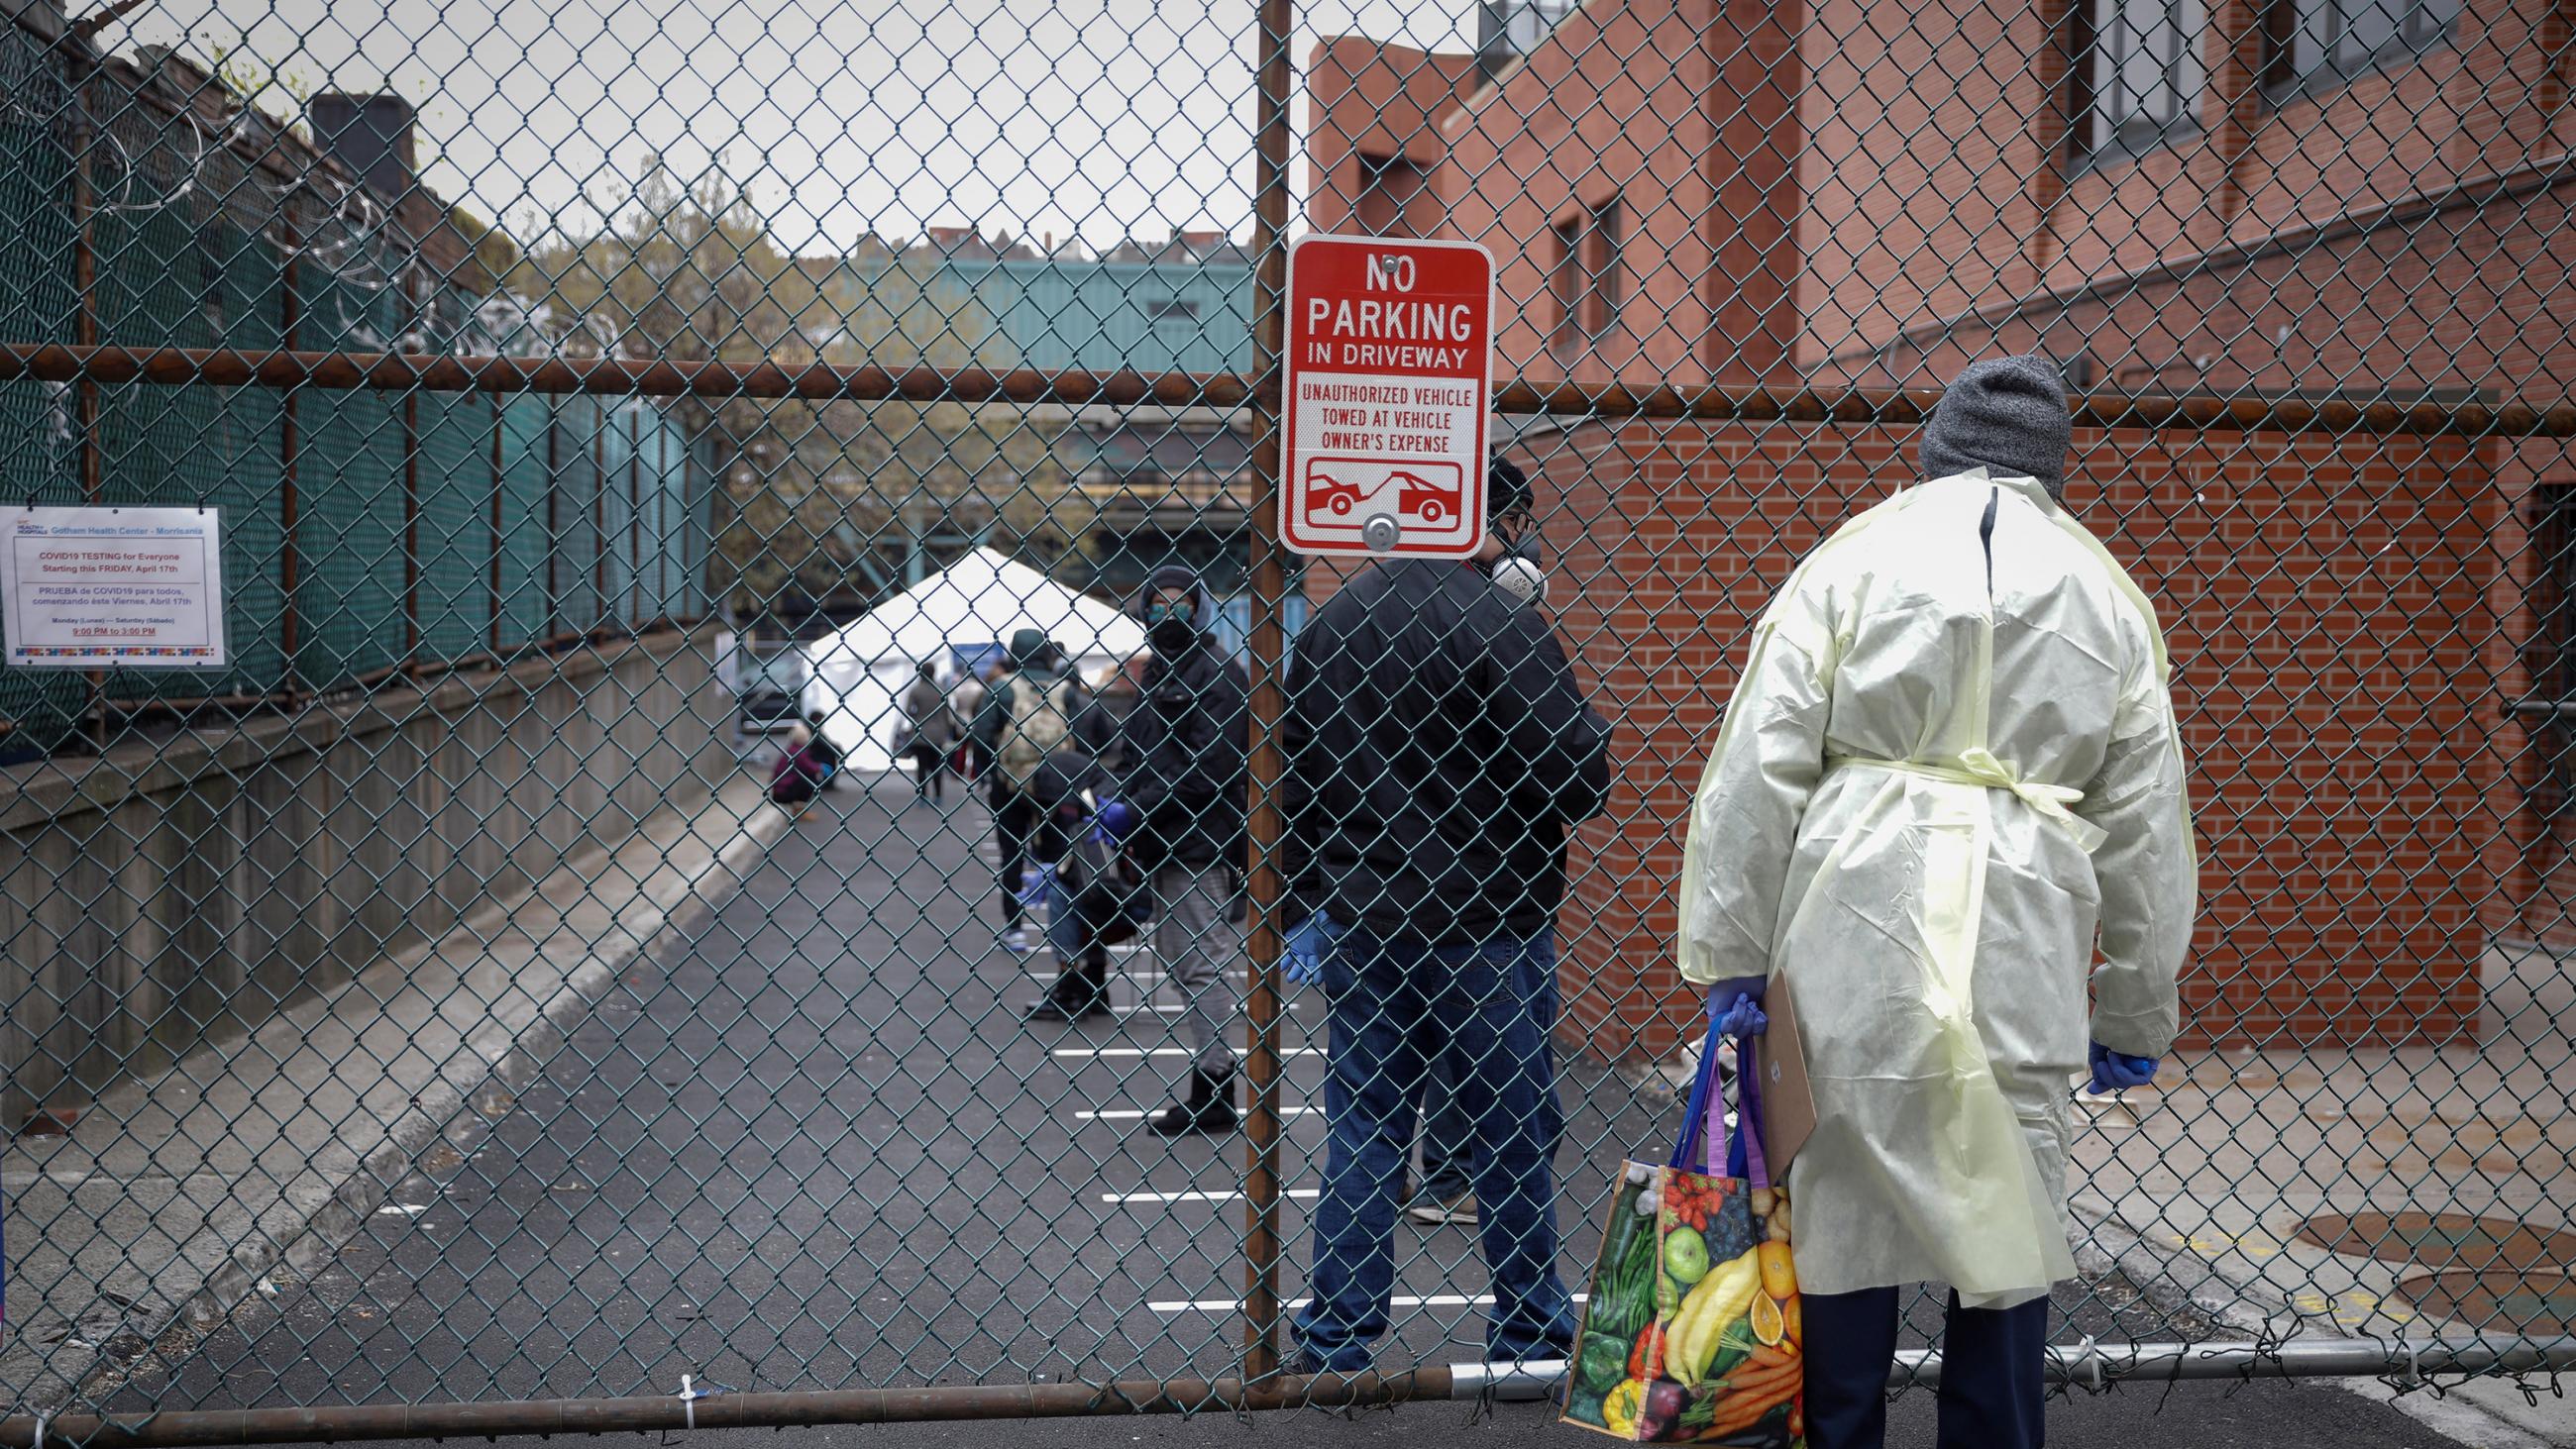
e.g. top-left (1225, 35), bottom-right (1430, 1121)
top-left (807, 548), bottom-right (1146, 677)
top-left (798, 549), bottom-right (1145, 770)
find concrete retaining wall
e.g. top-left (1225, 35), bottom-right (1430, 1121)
top-left (0, 626), bottom-right (734, 1124)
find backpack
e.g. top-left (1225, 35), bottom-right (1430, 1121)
top-left (998, 675), bottom-right (1075, 786)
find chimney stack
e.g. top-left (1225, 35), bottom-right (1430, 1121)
top-left (310, 92), bottom-right (417, 204)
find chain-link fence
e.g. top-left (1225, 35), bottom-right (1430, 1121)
top-left (2, 0), bottom-right (2573, 1436)
top-left (0, 19), bottom-right (707, 755)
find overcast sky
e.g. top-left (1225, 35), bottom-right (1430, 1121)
top-left (96, 0), bottom-right (1479, 254)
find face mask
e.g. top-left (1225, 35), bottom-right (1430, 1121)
top-left (1146, 603), bottom-right (1197, 653)
top-left (1476, 527), bottom-right (1548, 603)
top-left (1491, 554), bottom-right (1549, 605)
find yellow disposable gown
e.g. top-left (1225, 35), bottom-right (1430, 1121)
top-left (1677, 469), bottom-right (2196, 1309)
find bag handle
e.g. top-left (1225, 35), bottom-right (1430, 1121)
top-left (1669, 990), bottom-right (1769, 1189)
top-left (1667, 994), bottom-right (1723, 1174)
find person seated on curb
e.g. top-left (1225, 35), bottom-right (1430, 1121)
top-left (768, 723), bottom-right (825, 818)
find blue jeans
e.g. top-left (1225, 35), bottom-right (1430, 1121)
top-left (1293, 927), bottom-right (1576, 1371)
top-left (1043, 873), bottom-right (1086, 962)
top-left (1417, 1047), bottom-right (1473, 1198)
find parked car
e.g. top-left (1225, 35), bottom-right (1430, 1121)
top-left (737, 648), bottom-right (809, 732)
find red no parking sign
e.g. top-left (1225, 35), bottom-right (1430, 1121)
top-left (1280, 236), bottom-right (1495, 558)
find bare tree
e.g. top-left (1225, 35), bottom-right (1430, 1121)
top-left (510, 166), bottom-right (1088, 614)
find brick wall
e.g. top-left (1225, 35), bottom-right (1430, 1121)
top-left (1541, 418), bottom-right (2499, 1064)
top-left (1835, 170), bottom-right (2576, 951)
top-left (1305, 0), bottom-right (1805, 390)
top-left (1305, 40), bottom-right (1482, 241)
top-left (1294, 0), bottom-right (2562, 1063)
top-left (1800, 0), bottom-right (2574, 387)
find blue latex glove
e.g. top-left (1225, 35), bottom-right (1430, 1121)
top-left (1283, 913), bottom-right (1342, 986)
top-left (1096, 799), bottom-right (1139, 841)
top-left (1718, 992), bottom-right (1769, 1040)
top-left (1706, 976), bottom-right (1769, 1037)
top-left (1014, 863), bottom-right (1056, 910)
top-left (2088, 1040), bottom-right (2159, 1094)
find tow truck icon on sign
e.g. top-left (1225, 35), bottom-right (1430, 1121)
top-left (1302, 459), bottom-right (1465, 528)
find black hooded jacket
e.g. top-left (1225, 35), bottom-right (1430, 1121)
top-left (1117, 582), bottom-right (1250, 873)
top-left (1283, 557), bottom-right (1613, 943)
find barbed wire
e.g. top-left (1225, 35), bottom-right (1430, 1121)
top-left (0, 56), bottom-right (425, 298)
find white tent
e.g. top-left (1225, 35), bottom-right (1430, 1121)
top-left (799, 548), bottom-right (1147, 771)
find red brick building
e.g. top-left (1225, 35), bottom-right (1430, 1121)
top-left (1304, 0), bottom-right (2576, 1062)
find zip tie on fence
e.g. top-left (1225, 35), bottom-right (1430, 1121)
top-left (2076, 1334), bottom-right (2103, 1393)
top-left (675, 1374), bottom-right (717, 1430)
top-left (29, 1410), bottom-right (48, 1449)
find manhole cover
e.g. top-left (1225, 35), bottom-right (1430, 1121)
top-left (2292, 1210), bottom-right (2576, 1272)
top-left (2394, 1267), bottom-right (2576, 1334)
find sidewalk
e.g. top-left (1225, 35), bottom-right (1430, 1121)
top-left (1, 776), bottom-right (788, 1413)
top-left (2072, 1037), bottom-right (2576, 1444)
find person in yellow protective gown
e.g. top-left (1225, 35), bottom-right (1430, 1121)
top-left (1676, 356), bottom-right (2197, 1449)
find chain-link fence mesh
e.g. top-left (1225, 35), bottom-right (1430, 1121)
top-left (1, 0), bottom-right (2572, 1435)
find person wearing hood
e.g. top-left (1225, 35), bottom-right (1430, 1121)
top-left (972, 628), bottom-right (1089, 952)
top-left (1090, 567), bottom-right (1252, 1133)
top-left (1675, 356), bottom-right (2195, 1449)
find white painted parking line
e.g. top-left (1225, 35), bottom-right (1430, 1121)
top-left (1022, 967), bottom-right (1245, 981)
top-left (1148, 1294), bottom-right (1589, 1313)
top-left (1102, 1189), bottom-right (1323, 1203)
top-left (1078, 1106), bottom-right (1317, 1120)
top-left (1111, 1003), bottom-right (1302, 1017)
top-left (1058, 1047), bottom-right (1322, 1058)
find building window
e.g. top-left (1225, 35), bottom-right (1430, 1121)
top-left (1550, 202), bottom-right (1623, 354)
top-left (1551, 217), bottom-right (1581, 354)
top-left (1580, 199), bottom-right (1622, 338)
top-left (2259, 0), bottom-right (2462, 93)
top-left (2521, 485), bottom-right (2576, 817)
top-left (2067, 0), bottom-right (2206, 160)
top-left (1353, 154), bottom-right (1424, 238)
top-left (1145, 297), bottom-right (1199, 324)
top-left (1476, 0), bottom-right (1577, 82)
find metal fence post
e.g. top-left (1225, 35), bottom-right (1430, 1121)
top-left (488, 394), bottom-right (503, 653)
top-left (402, 383), bottom-right (420, 669)
top-left (65, 49), bottom-right (104, 746)
top-left (1237, 0), bottom-right (1294, 1384)
top-left (278, 236), bottom-right (301, 698)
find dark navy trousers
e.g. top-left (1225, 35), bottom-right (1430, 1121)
top-left (1799, 1285), bottom-right (2048, 1449)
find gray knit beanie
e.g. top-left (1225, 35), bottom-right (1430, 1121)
top-left (1918, 355), bottom-right (2072, 499)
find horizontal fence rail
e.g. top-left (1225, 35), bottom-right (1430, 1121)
top-left (5, 344), bottom-right (2573, 436)
top-left (10, 1337), bottom-right (2576, 1449)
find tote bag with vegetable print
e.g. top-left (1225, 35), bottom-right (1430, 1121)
top-left (1561, 1000), bottom-right (1803, 1445)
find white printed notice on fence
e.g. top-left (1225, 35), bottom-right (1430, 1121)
top-left (1, 506), bottom-right (228, 669)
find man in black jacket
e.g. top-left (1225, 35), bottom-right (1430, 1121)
top-left (1282, 454), bottom-right (1613, 1375)
top-left (1095, 566), bottom-right (1251, 1134)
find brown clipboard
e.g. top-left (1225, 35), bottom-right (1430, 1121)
top-left (1756, 976), bottom-right (1817, 1179)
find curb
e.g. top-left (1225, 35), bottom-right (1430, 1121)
top-left (2074, 1205), bottom-right (2568, 1447)
top-left (20, 791), bottom-right (789, 1415)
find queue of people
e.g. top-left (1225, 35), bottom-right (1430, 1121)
top-left (971, 569), bottom-right (1253, 1133)
top-left (772, 355), bottom-right (2193, 1449)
